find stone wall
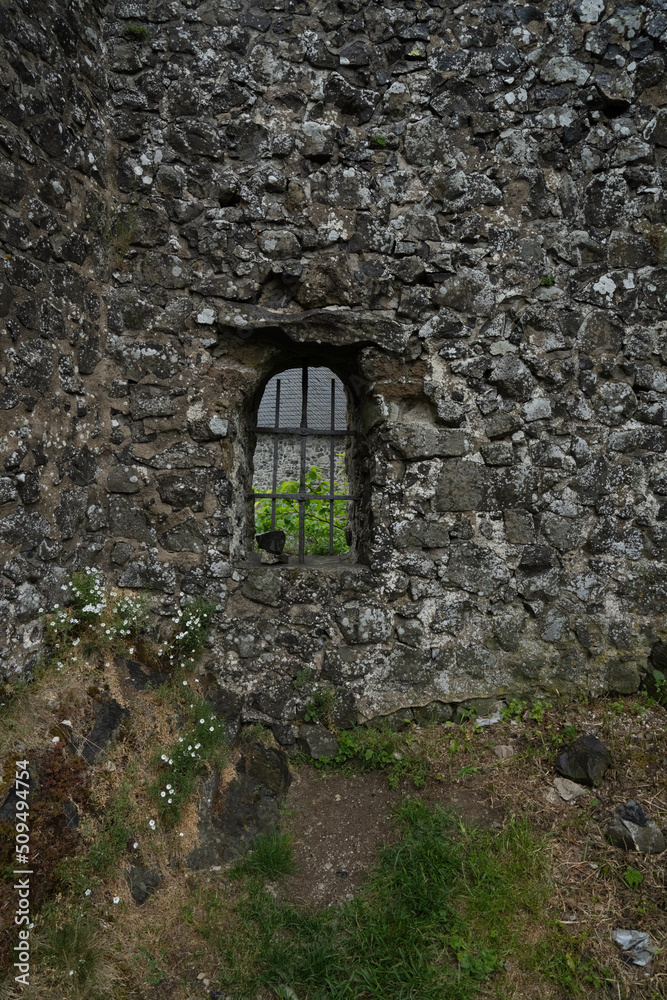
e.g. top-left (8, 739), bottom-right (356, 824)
top-left (1, 0), bottom-right (667, 727)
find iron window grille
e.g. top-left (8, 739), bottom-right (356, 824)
top-left (251, 364), bottom-right (356, 563)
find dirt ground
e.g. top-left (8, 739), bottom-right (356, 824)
top-left (275, 699), bottom-right (667, 997)
top-left (281, 767), bottom-right (506, 908)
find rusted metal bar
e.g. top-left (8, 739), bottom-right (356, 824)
top-left (329, 377), bottom-right (335, 555)
top-left (298, 364), bottom-right (307, 563)
top-left (271, 378), bottom-right (280, 531)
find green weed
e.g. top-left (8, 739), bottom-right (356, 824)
top-left (318, 724), bottom-right (430, 788)
top-left (528, 699), bottom-right (552, 725)
top-left (42, 569), bottom-right (149, 666)
top-left (650, 668), bottom-right (666, 706)
top-left (132, 946), bottom-right (167, 984)
top-left (60, 783), bottom-right (134, 894)
top-left (501, 699), bottom-right (526, 722)
top-left (292, 668), bottom-right (313, 691)
top-left (539, 274), bottom-right (556, 287)
top-left (622, 866), bottom-right (644, 891)
top-left (39, 915), bottom-right (103, 985)
top-left (158, 596), bottom-right (215, 669)
top-left (303, 684), bottom-right (334, 724)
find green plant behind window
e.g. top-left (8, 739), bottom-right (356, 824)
top-left (254, 464), bottom-right (349, 555)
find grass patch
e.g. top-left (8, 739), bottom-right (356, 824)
top-left (124, 22), bottom-right (149, 41)
top-left (233, 831), bottom-right (297, 880)
top-left (211, 799), bottom-right (607, 999)
top-left (59, 782), bottom-right (134, 895)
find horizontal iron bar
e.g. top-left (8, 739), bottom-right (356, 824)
top-left (255, 426), bottom-right (351, 437)
top-left (250, 492), bottom-right (357, 501)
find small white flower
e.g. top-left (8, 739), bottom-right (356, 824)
top-left (179, 832), bottom-right (184, 837)
top-left (149, 819), bottom-right (156, 830)
top-left (200, 718), bottom-right (205, 724)
top-left (182, 680), bottom-right (188, 686)
top-left (84, 889), bottom-right (91, 896)
top-left (209, 727), bottom-right (214, 732)
top-left (160, 791), bottom-right (166, 797)
top-left (69, 970), bottom-right (74, 976)
top-left (167, 798), bottom-right (172, 803)
top-left (161, 754), bottom-right (168, 761)
top-left (112, 896), bottom-right (120, 904)
top-left (133, 842), bottom-right (138, 849)
top-left (168, 759), bottom-right (173, 765)
top-left (52, 736), bottom-right (60, 743)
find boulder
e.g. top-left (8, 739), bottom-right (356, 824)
top-left (126, 866), bottom-right (162, 905)
top-left (606, 800), bottom-right (666, 854)
top-left (555, 735), bottom-right (611, 787)
top-left (296, 724), bottom-right (340, 760)
top-left (553, 776), bottom-right (588, 802)
top-left (80, 699), bottom-right (130, 763)
top-left (187, 741), bottom-right (291, 868)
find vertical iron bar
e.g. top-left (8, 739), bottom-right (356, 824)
top-left (270, 379), bottom-right (280, 531)
top-left (298, 364), bottom-right (308, 563)
top-left (329, 378), bottom-right (335, 555)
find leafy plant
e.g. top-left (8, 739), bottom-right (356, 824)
top-left (43, 570), bottom-right (149, 665)
top-left (303, 684), bottom-right (334, 724)
top-left (254, 464), bottom-right (349, 555)
top-left (42, 575), bottom-right (214, 680)
top-left (318, 724), bottom-right (429, 788)
top-left (39, 915), bottom-right (105, 986)
top-left (292, 668), bottom-right (312, 691)
top-left (651, 668), bottom-right (666, 705)
top-left (370, 133), bottom-right (387, 148)
top-left (529, 699), bottom-right (552, 725)
top-left (60, 783), bottom-right (134, 894)
top-left (133, 946), bottom-right (167, 984)
top-left (501, 699), bottom-right (526, 722)
top-left (456, 765), bottom-right (481, 778)
top-left (622, 866), bottom-right (644, 891)
top-left (539, 274), bottom-right (556, 287)
top-left (157, 596), bottom-right (215, 669)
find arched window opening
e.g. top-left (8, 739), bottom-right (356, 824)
top-left (251, 365), bottom-right (355, 563)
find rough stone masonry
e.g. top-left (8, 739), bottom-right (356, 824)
top-left (1, 0), bottom-right (667, 730)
